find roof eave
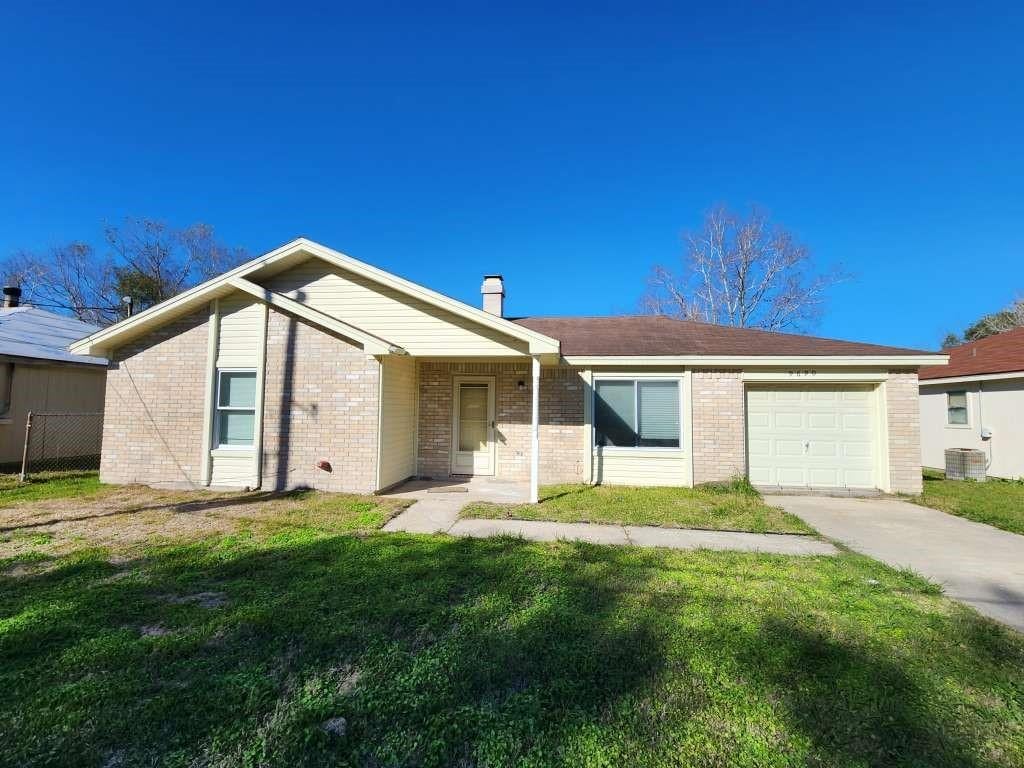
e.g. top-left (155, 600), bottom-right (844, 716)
top-left (69, 237), bottom-right (561, 357)
top-left (562, 354), bottom-right (950, 367)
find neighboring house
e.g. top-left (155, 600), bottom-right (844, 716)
top-left (0, 288), bottom-right (108, 467)
top-left (919, 327), bottom-right (1024, 480)
top-left (70, 239), bottom-right (946, 499)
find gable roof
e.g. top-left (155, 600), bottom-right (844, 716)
top-left (0, 307), bottom-right (107, 366)
top-left (69, 238), bottom-right (561, 357)
top-left (919, 327), bottom-right (1024, 380)
top-left (514, 315), bottom-right (940, 359)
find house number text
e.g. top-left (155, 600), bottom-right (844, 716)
top-left (787, 369), bottom-right (818, 377)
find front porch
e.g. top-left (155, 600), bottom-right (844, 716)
top-left (400, 358), bottom-right (586, 503)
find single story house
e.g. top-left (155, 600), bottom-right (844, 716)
top-left (70, 239), bottom-right (946, 500)
top-left (0, 288), bottom-right (108, 467)
top-left (919, 327), bottom-right (1024, 480)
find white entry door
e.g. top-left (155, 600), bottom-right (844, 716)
top-left (451, 377), bottom-right (496, 475)
top-left (746, 384), bottom-right (878, 489)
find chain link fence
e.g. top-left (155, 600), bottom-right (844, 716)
top-left (18, 411), bottom-right (104, 481)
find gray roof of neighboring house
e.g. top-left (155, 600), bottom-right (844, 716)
top-left (0, 307), bottom-right (107, 366)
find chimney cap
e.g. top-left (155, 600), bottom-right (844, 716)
top-left (2, 286), bottom-right (21, 308)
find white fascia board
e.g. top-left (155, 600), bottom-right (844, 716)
top-left (68, 238), bottom-right (309, 356)
top-left (228, 278), bottom-right (400, 355)
top-left (563, 354), bottom-right (950, 367)
top-left (919, 370), bottom-right (1024, 386)
top-left (70, 237), bottom-right (560, 357)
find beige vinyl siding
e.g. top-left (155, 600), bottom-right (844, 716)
top-left (209, 450), bottom-right (258, 488)
top-left (210, 294), bottom-right (264, 487)
top-left (215, 295), bottom-right (263, 368)
top-left (378, 355), bottom-right (417, 489)
top-left (592, 449), bottom-right (689, 486)
top-left (0, 364), bottom-right (106, 464)
top-left (262, 258), bottom-right (529, 356)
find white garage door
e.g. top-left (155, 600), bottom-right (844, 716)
top-left (746, 385), bottom-right (879, 489)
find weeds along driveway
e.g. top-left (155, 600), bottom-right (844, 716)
top-left (774, 495), bottom-right (1024, 633)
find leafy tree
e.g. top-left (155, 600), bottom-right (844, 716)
top-left (640, 205), bottom-right (847, 332)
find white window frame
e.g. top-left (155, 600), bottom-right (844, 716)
top-left (215, 368), bottom-right (257, 450)
top-left (592, 375), bottom-right (683, 452)
top-left (946, 389), bottom-right (970, 428)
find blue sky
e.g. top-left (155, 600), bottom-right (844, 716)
top-left (1, 1), bottom-right (1021, 350)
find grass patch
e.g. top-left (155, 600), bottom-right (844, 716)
top-left (914, 469), bottom-right (1024, 535)
top-left (1, 515), bottom-right (1022, 766)
top-left (462, 480), bottom-right (815, 535)
top-left (0, 471), bottom-right (107, 508)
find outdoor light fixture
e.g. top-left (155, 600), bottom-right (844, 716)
top-left (517, 380), bottom-right (526, 391)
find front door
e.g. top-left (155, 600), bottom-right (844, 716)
top-left (451, 376), bottom-right (495, 475)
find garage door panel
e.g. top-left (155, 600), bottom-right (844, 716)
top-left (808, 412), bottom-right (838, 429)
top-left (775, 439), bottom-right (805, 456)
top-left (843, 469), bottom-right (874, 487)
top-left (842, 413), bottom-right (872, 430)
top-left (777, 467), bottom-right (807, 485)
top-left (748, 466), bottom-right (772, 484)
top-left (809, 441), bottom-right (838, 457)
top-left (775, 390), bottom-right (803, 402)
top-left (748, 412), bottom-right (770, 428)
top-left (809, 468), bottom-right (840, 486)
top-left (843, 441), bottom-right (872, 458)
top-left (774, 412), bottom-right (803, 429)
top-left (747, 384), bottom-right (878, 490)
top-left (748, 439), bottom-right (771, 457)
top-left (807, 390), bottom-right (838, 402)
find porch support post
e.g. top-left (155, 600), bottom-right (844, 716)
top-left (530, 354), bottom-right (540, 503)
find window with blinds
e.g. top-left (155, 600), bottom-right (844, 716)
top-left (947, 390), bottom-right (968, 425)
top-left (594, 379), bottom-right (681, 448)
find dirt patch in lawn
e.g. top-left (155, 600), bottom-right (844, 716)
top-left (0, 485), bottom-right (411, 558)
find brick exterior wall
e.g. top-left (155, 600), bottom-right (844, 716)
top-left (416, 362), bottom-right (585, 483)
top-left (100, 310), bottom-right (210, 487)
top-left (885, 369), bottom-right (923, 494)
top-left (261, 310), bottom-right (380, 493)
top-left (690, 369), bottom-right (747, 484)
top-left (689, 368), bottom-right (925, 493)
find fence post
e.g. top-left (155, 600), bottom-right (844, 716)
top-left (19, 410), bottom-right (33, 483)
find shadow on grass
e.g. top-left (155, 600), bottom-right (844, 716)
top-left (746, 619), bottom-right (986, 767)
top-left (1, 534), bottom-right (1020, 767)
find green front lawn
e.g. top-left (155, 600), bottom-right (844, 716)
top-left (462, 481), bottom-right (816, 535)
top-left (0, 470), bottom-right (108, 508)
top-left (915, 469), bottom-right (1024, 535)
top-left (3, 484), bottom-right (1023, 766)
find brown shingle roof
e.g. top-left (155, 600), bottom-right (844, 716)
top-left (511, 315), bottom-right (935, 357)
top-left (919, 327), bottom-right (1024, 380)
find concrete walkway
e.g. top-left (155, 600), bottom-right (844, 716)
top-left (382, 479), bottom-right (836, 556)
top-left (774, 495), bottom-right (1024, 632)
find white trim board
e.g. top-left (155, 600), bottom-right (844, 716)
top-left (919, 370), bottom-right (1024, 386)
top-left (70, 238), bottom-right (561, 357)
top-left (565, 355), bottom-right (948, 367)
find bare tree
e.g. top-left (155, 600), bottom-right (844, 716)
top-left (0, 219), bottom-right (248, 325)
top-left (641, 206), bottom-right (846, 332)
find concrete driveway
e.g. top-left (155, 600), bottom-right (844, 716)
top-left (774, 495), bottom-right (1024, 633)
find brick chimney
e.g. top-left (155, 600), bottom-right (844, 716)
top-left (481, 274), bottom-right (504, 316)
top-left (2, 286), bottom-right (21, 308)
